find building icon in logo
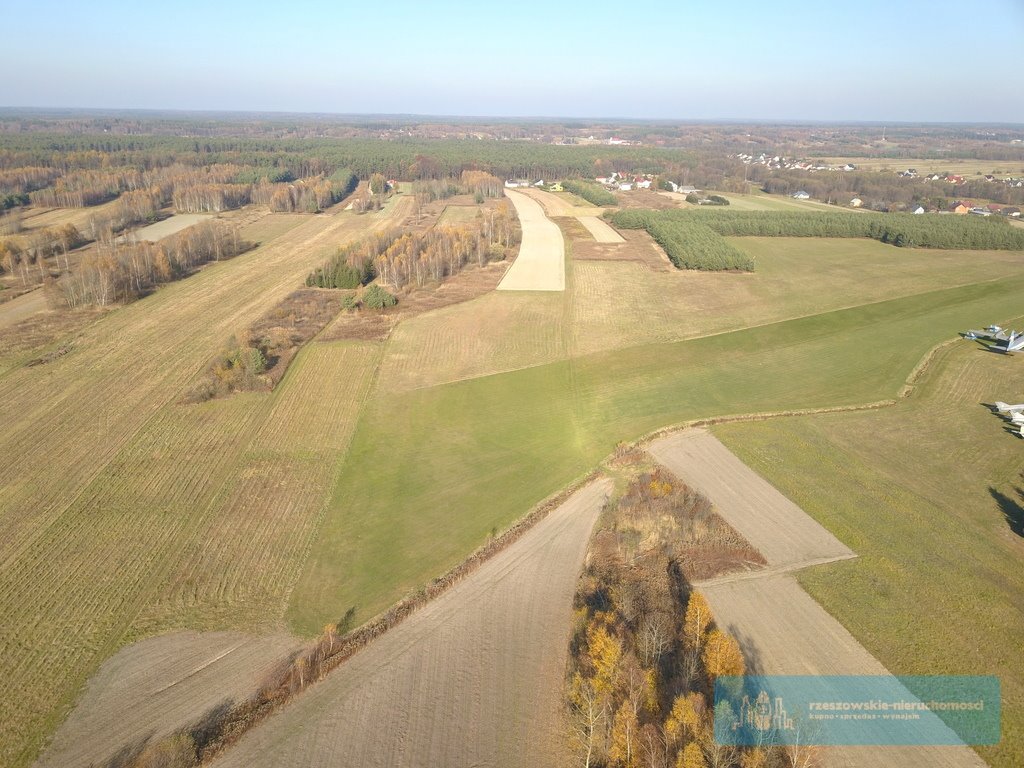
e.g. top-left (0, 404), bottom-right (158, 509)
top-left (735, 690), bottom-right (795, 734)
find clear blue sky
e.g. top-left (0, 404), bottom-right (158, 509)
top-left (1, 0), bottom-right (1022, 122)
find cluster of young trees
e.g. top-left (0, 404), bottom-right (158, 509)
top-left (564, 466), bottom-right (803, 768)
top-left (55, 221), bottom-right (248, 307)
top-left (0, 223), bottom-right (85, 283)
top-left (563, 179), bottom-right (619, 206)
top-left (27, 168), bottom-right (147, 207)
top-left (172, 182), bottom-right (251, 213)
top-left (411, 170), bottom-right (504, 207)
top-left (174, 168), bottom-right (358, 214)
top-left (567, 477), bottom-right (760, 768)
top-left (184, 334), bottom-right (268, 402)
top-left (309, 200), bottom-right (519, 292)
top-left (249, 169), bottom-right (358, 213)
top-left (687, 209), bottom-right (1024, 250)
top-left (610, 210), bottom-right (754, 271)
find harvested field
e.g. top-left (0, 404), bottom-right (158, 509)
top-left (648, 429), bottom-right (854, 572)
top-left (214, 478), bottom-right (611, 768)
top-left (570, 237), bottom-right (1024, 357)
top-left (121, 213), bottom-right (213, 243)
top-left (0, 197), bottom-right (411, 767)
top-left (138, 341), bottom-right (382, 633)
top-left (35, 631), bottom-right (301, 768)
top-left (577, 215), bottom-right (624, 243)
top-left (377, 289), bottom-right (565, 391)
top-left (13, 199), bottom-right (123, 233)
top-left (703, 575), bottom-right (986, 768)
top-left (497, 189), bottom-right (565, 291)
top-left (436, 203), bottom-right (482, 225)
top-left (0, 289), bottom-right (47, 330)
top-left (0, 307), bottom-right (104, 376)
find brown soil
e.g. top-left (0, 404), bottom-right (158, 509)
top-left (571, 229), bottom-right (672, 271)
top-left (210, 479), bottom-right (612, 768)
top-left (648, 428), bottom-right (855, 572)
top-left (0, 306), bottom-right (104, 367)
top-left (615, 188), bottom-right (678, 210)
top-left (35, 631), bottom-right (302, 768)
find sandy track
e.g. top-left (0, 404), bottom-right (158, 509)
top-left (703, 576), bottom-right (986, 768)
top-left (0, 290), bottom-right (47, 330)
top-left (35, 631), bottom-right (301, 768)
top-left (577, 216), bottom-right (625, 243)
top-left (497, 190), bottom-right (565, 291)
top-left (648, 429), bottom-right (854, 571)
top-left (212, 478), bottom-right (612, 768)
top-left (119, 213), bottom-right (213, 243)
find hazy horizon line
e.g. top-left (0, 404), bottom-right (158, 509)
top-left (1, 106), bottom-right (1022, 129)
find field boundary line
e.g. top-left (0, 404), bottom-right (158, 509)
top-left (150, 641), bottom-right (247, 695)
top-left (400, 272), bottom-right (1017, 394)
top-left (693, 553), bottom-right (859, 588)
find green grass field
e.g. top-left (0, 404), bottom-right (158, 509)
top-left (288, 274), bottom-right (1024, 634)
top-left (713, 336), bottom-right (1024, 767)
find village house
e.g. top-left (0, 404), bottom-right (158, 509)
top-left (792, 190), bottom-right (811, 199)
top-left (951, 201), bottom-right (971, 214)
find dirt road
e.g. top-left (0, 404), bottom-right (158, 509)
top-left (211, 478), bottom-right (612, 768)
top-left (498, 190), bottom-right (565, 291)
top-left (577, 216), bottom-right (625, 243)
top-left (648, 429), bottom-right (854, 572)
top-left (35, 632), bottom-right (301, 768)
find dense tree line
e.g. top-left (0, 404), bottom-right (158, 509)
top-left (250, 169), bottom-right (358, 213)
top-left (610, 211), bottom-right (755, 271)
top-left (686, 208), bottom-right (1024, 250)
top-left (54, 221), bottom-right (249, 307)
top-left (411, 170), bottom-right (505, 206)
top-left (563, 179), bottom-right (619, 206)
top-left (28, 168), bottom-right (147, 207)
top-left (0, 132), bottom-right (695, 186)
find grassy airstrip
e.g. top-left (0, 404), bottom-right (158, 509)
top-left (714, 336), bottom-right (1024, 767)
top-left (289, 274), bottom-right (1024, 630)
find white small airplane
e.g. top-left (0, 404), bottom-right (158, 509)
top-left (1001, 331), bottom-right (1024, 353)
top-left (995, 402), bottom-right (1024, 413)
top-left (1010, 411), bottom-right (1024, 424)
top-left (964, 325), bottom-right (1008, 341)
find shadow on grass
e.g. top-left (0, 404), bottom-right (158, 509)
top-left (989, 487), bottom-right (1024, 537)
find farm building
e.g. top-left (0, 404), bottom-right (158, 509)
top-left (792, 191), bottom-right (811, 199)
top-left (912, 205), bottom-right (925, 214)
top-left (850, 197), bottom-right (863, 207)
top-left (951, 201), bottom-right (971, 214)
